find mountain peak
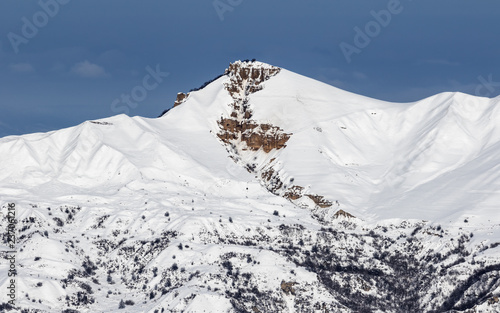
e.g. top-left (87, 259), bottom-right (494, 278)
top-left (2, 62), bottom-right (500, 312)
top-left (169, 60), bottom-right (280, 110)
top-left (225, 59), bottom-right (279, 74)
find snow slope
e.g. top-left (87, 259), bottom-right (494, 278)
top-left (0, 60), bottom-right (499, 313)
top-left (249, 69), bottom-right (500, 223)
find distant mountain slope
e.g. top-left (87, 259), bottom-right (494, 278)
top-left (1, 60), bottom-right (499, 313)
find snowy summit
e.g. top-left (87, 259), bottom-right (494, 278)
top-left (1, 60), bottom-right (500, 312)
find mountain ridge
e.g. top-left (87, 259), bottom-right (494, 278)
top-left (1, 60), bottom-right (500, 312)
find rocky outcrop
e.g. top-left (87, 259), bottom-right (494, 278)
top-left (224, 62), bottom-right (280, 98)
top-left (173, 92), bottom-right (189, 107)
top-left (260, 167), bottom-right (284, 194)
top-left (280, 280), bottom-right (297, 295)
top-left (333, 209), bottom-right (355, 219)
top-left (305, 194), bottom-right (333, 208)
top-left (218, 118), bottom-right (290, 153)
top-left (217, 61), bottom-right (290, 153)
top-left (488, 296), bottom-right (499, 305)
top-left (284, 185), bottom-right (304, 200)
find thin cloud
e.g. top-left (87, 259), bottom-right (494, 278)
top-left (71, 60), bottom-right (108, 78)
top-left (9, 63), bottom-right (35, 73)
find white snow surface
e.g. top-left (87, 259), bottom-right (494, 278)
top-left (2, 67), bottom-right (499, 224)
top-left (0, 61), bottom-right (499, 312)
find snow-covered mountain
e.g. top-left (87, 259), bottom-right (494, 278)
top-left (1, 60), bottom-right (499, 313)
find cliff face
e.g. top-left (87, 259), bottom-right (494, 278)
top-left (217, 61), bottom-right (290, 153)
top-left (173, 92), bottom-right (189, 107)
top-left (218, 118), bottom-right (290, 153)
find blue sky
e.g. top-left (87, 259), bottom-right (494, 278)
top-left (1, 0), bottom-right (499, 137)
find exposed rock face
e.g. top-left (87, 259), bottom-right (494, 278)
top-left (284, 185), bottom-right (304, 201)
top-left (224, 62), bottom-right (280, 97)
top-left (280, 280), bottom-right (297, 295)
top-left (173, 92), bottom-right (189, 107)
top-left (218, 118), bottom-right (290, 153)
top-left (489, 296), bottom-right (499, 305)
top-left (217, 61), bottom-right (290, 153)
top-left (260, 167), bottom-right (283, 194)
top-left (333, 209), bottom-right (355, 219)
top-left (305, 194), bottom-right (333, 208)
